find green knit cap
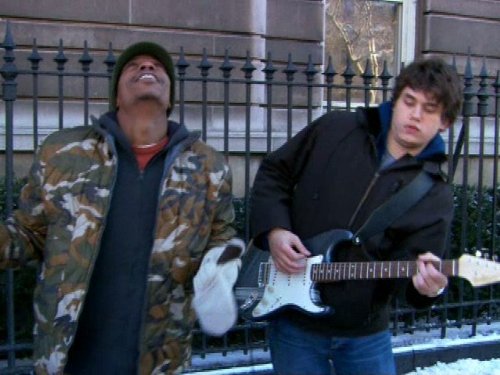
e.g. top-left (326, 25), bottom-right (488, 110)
top-left (109, 41), bottom-right (175, 116)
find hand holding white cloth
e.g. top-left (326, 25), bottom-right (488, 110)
top-left (192, 238), bottom-right (245, 336)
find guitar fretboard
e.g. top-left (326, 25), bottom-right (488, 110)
top-left (312, 260), bottom-right (457, 282)
top-left (259, 260), bottom-right (458, 284)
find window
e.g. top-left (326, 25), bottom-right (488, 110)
top-left (324, 0), bottom-right (416, 103)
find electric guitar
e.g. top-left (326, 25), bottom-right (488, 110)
top-left (238, 229), bottom-right (500, 321)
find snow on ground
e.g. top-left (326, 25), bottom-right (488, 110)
top-left (404, 358), bottom-right (500, 375)
top-left (392, 323), bottom-right (500, 375)
top-left (392, 322), bottom-right (500, 353)
top-left (188, 357), bottom-right (500, 375)
top-left (187, 356), bottom-right (500, 375)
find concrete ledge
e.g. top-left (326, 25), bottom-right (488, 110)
top-left (394, 334), bottom-right (500, 374)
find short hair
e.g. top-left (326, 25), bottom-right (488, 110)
top-left (392, 58), bottom-right (463, 125)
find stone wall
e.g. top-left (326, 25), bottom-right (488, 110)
top-left (417, 0), bottom-right (500, 84)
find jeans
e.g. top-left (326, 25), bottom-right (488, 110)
top-left (268, 317), bottom-right (396, 375)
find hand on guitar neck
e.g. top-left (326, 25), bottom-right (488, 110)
top-left (413, 252), bottom-right (448, 297)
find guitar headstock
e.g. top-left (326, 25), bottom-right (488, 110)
top-left (458, 254), bottom-right (500, 287)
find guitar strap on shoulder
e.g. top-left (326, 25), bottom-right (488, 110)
top-left (352, 171), bottom-right (434, 244)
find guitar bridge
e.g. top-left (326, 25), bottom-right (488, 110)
top-left (239, 290), bottom-right (259, 311)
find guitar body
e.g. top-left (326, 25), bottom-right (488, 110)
top-left (251, 229), bottom-right (354, 320)
top-left (243, 228), bottom-right (500, 321)
top-left (251, 254), bottom-right (327, 320)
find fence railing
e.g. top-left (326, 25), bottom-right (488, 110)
top-left (1, 23), bottom-right (499, 374)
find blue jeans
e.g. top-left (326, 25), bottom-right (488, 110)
top-left (268, 317), bottom-right (396, 375)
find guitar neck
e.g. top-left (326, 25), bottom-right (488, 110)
top-left (311, 259), bottom-right (457, 282)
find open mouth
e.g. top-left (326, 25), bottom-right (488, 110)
top-left (137, 73), bottom-right (157, 82)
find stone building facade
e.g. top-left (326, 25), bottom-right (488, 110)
top-left (1, 0), bottom-right (499, 191)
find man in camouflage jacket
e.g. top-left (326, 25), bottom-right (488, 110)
top-left (0, 41), bottom-right (242, 374)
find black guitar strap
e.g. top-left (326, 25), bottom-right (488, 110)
top-left (352, 171), bottom-right (434, 244)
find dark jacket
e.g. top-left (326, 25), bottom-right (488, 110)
top-left (250, 103), bottom-right (454, 336)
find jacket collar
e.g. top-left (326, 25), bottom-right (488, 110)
top-left (91, 111), bottom-right (197, 153)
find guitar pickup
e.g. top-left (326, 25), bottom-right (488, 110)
top-left (257, 262), bottom-right (267, 288)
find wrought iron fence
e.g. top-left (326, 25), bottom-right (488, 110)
top-left (0, 22), bottom-right (499, 374)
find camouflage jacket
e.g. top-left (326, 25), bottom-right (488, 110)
top-left (0, 113), bottom-right (236, 374)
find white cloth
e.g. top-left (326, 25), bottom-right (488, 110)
top-left (192, 238), bottom-right (245, 336)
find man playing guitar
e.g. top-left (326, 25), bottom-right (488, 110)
top-left (250, 58), bottom-right (463, 375)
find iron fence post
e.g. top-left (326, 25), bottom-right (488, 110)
top-left (0, 21), bottom-right (18, 369)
